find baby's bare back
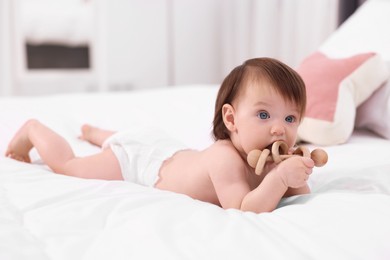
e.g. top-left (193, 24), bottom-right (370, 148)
top-left (155, 140), bottom-right (259, 208)
top-left (155, 149), bottom-right (221, 205)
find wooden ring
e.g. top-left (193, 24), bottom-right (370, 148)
top-left (255, 149), bottom-right (270, 175)
top-left (272, 141), bottom-right (289, 163)
top-left (247, 149), bottom-right (261, 168)
top-left (293, 146), bottom-right (310, 158)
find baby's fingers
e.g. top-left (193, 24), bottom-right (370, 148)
top-left (302, 157), bottom-right (314, 168)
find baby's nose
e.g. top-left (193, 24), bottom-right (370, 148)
top-left (270, 124), bottom-right (285, 136)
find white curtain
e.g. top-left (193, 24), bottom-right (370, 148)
top-left (0, 0), bottom-right (11, 95)
top-left (220, 0), bottom-right (339, 74)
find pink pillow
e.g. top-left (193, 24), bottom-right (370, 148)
top-left (296, 51), bottom-right (389, 146)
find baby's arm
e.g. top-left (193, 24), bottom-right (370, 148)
top-left (210, 159), bottom-right (288, 213)
top-left (284, 185), bottom-right (310, 197)
top-left (207, 144), bottom-right (314, 213)
top-left (240, 169), bottom-right (290, 213)
top-left (241, 156), bottom-right (314, 213)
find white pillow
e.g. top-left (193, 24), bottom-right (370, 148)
top-left (355, 62), bottom-right (390, 139)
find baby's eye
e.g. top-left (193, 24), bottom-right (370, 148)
top-left (258, 111), bottom-right (270, 119)
top-left (285, 115), bottom-right (296, 123)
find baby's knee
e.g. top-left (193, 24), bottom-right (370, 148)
top-left (24, 119), bottom-right (41, 128)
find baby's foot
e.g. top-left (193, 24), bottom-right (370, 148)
top-left (79, 124), bottom-right (102, 146)
top-left (79, 124), bottom-right (114, 147)
top-left (79, 124), bottom-right (93, 142)
top-left (5, 120), bottom-right (35, 163)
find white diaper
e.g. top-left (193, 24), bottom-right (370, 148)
top-left (102, 127), bottom-right (187, 187)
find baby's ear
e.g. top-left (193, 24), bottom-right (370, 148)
top-left (222, 104), bottom-right (236, 131)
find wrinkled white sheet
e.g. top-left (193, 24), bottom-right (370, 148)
top-left (1, 86), bottom-right (390, 260)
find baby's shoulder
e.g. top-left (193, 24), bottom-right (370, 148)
top-left (206, 139), bottom-right (238, 154)
top-left (203, 140), bottom-right (246, 169)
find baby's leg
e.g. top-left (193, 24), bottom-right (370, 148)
top-left (80, 124), bottom-right (115, 147)
top-left (5, 119), bottom-right (123, 180)
top-left (5, 120), bottom-right (35, 163)
top-left (6, 119), bottom-right (79, 171)
top-left (62, 148), bottom-right (123, 180)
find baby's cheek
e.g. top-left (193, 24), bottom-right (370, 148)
top-left (287, 135), bottom-right (298, 149)
top-left (245, 140), bottom-right (265, 153)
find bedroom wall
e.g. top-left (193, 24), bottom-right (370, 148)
top-left (219, 0), bottom-right (339, 80)
top-left (0, 0), bottom-right (339, 96)
top-left (106, 0), bottom-right (169, 90)
top-left (105, 0), bottom-right (226, 89)
top-left (107, 0), bottom-right (340, 88)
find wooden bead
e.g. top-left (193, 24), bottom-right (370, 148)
top-left (310, 149), bottom-right (328, 167)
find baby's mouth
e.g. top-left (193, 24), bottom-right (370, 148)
top-left (264, 143), bottom-right (274, 151)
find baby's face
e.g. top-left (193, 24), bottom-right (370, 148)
top-left (231, 82), bottom-right (300, 154)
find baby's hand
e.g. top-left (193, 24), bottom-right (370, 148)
top-left (274, 156), bottom-right (314, 188)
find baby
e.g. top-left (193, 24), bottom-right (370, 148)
top-left (5, 57), bottom-right (314, 213)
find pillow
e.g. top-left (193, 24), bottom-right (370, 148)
top-left (355, 62), bottom-right (390, 139)
top-left (296, 51), bottom-right (389, 146)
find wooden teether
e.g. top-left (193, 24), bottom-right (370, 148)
top-left (247, 141), bottom-right (328, 175)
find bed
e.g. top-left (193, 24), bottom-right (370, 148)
top-left (1, 1), bottom-right (390, 259)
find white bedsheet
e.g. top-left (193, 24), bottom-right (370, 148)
top-left (1, 85), bottom-right (390, 260)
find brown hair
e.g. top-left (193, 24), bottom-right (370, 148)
top-left (212, 57), bottom-right (306, 140)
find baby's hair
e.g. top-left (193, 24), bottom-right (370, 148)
top-left (212, 57), bottom-right (306, 141)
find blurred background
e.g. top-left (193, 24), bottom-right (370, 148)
top-left (0, 0), bottom-right (364, 96)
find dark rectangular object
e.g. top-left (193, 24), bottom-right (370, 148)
top-left (26, 44), bottom-right (90, 69)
